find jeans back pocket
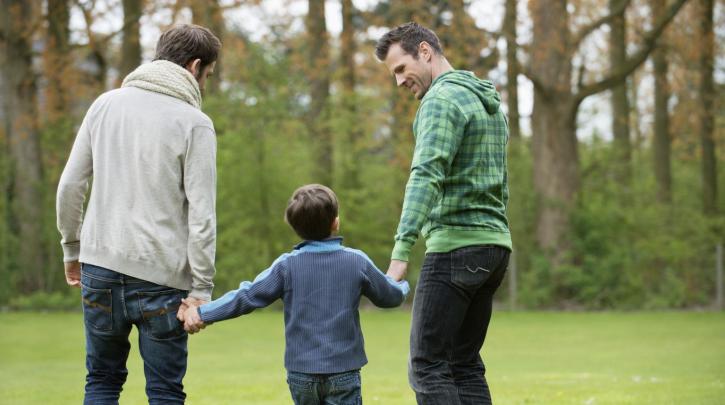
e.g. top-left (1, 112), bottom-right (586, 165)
top-left (137, 289), bottom-right (185, 340)
top-left (451, 246), bottom-right (498, 289)
top-left (82, 285), bottom-right (113, 331)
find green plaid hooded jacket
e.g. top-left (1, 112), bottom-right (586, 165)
top-left (391, 70), bottom-right (512, 262)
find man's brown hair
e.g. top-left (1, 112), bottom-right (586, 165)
top-left (375, 21), bottom-right (443, 61)
top-left (285, 184), bottom-right (339, 241)
top-left (154, 24), bottom-right (221, 70)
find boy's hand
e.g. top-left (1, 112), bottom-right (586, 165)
top-left (387, 260), bottom-right (408, 281)
top-left (181, 298), bottom-right (207, 334)
top-left (177, 296), bottom-right (207, 322)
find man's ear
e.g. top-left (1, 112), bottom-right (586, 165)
top-left (419, 41), bottom-right (432, 62)
top-left (186, 58), bottom-right (202, 77)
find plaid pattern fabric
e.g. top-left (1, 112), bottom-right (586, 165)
top-left (391, 70), bottom-right (510, 261)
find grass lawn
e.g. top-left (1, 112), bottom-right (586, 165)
top-left (1, 310), bottom-right (723, 404)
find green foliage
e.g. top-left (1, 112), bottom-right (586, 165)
top-left (7, 291), bottom-right (80, 311)
top-left (500, 134), bottom-right (724, 310)
top-left (2, 26), bottom-right (722, 311)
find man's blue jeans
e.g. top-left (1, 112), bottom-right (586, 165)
top-left (81, 263), bottom-right (188, 404)
top-left (408, 245), bottom-right (510, 405)
top-left (287, 369), bottom-right (362, 404)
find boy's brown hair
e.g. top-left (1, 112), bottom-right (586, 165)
top-left (285, 184), bottom-right (339, 241)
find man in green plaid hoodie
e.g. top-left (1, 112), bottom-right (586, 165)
top-left (376, 22), bottom-right (512, 405)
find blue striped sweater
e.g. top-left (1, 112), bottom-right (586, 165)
top-left (198, 237), bottom-right (410, 373)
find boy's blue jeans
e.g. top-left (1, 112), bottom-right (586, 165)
top-left (287, 369), bottom-right (362, 405)
top-left (80, 263), bottom-right (188, 405)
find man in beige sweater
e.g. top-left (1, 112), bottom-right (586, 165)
top-left (56, 24), bottom-right (220, 404)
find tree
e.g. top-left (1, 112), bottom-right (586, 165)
top-left (504, 0), bottom-right (520, 139)
top-left (44, 0), bottom-right (72, 122)
top-left (76, 0), bottom-right (111, 93)
top-left (432, 0), bottom-right (499, 76)
top-left (340, 0), bottom-right (360, 190)
top-left (1, 0), bottom-right (48, 291)
top-left (190, 0), bottom-right (223, 94)
top-left (610, 0), bottom-right (632, 180)
top-left (651, 0), bottom-right (672, 204)
top-left (119, 0), bottom-right (143, 79)
top-left (698, 0), bottom-right (717, 216)
top-left (525, 0), bottom-right (687, 264)
top-left (305, 0), bottom-right (332, 186)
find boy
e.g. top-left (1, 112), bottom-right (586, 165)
top-left (180, 184), bottom-right (409, 404)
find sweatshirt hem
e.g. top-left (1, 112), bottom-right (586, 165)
top-left (80, 245), bottom-right (192, 292)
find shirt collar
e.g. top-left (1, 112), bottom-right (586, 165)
top-left (294, 236), bottom-right (344, 253)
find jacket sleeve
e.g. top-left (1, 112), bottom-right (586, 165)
top-left (358, 251), bottom-right (410, 308)
top-left (198, 257), bottom-right (286, 323)
top-left (56, 112), bottom-right (94, 262)
top-left (184, 125), bottom-right (217, 301)
top-left (391, 97), bottom-right (466, 262)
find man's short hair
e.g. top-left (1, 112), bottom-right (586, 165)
top-left (375, 22), bottom-right (443, 61)
top-left (285, 184), bottom-right (339, 241)
top-left (154, 24), bottom-right (221, 69)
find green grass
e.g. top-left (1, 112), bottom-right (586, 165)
top-left (1, 310), bottom-right (723, 404)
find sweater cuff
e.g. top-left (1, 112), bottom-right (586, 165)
top-left (189, 287), bottom-right (212, 303)
top-left (391, 240), bottom-right (414, 262)
top-left (62, 242), bottom-right (80, 262)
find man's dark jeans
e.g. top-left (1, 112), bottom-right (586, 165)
top-left (80, 264), bottom-right (188, 405)
top-left (287, 369), bottom-right (362, 405)
top-left (409, 245), bottom-right (510, 405)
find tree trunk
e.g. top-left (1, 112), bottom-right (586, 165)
top-left (340, 0), bottom-right (360, 190)
top-left (1, 0), bottom-right (48, 292)
top-left (529, 0), bottom-right (578, 264)
top-left (306, 0), bottom-right (332, 186)
top-left (525, 0), bottom-right (686, 267)
top-left (504, 0), bottom-right (520, 139)
top-left (44, 0), bottom-right (71, 122)
top-left (698, 0), bottom-right (717, 216)
top-left (609, 0), bottom-right (631, 180)
top-left (191, 0), bottom-right (223, 94)
top-left (652, 0), bottom-right (671, 204)
top-left (43, 0), bottom-right (74, 290)
top-left (119, 0), bottom-right (143, 80)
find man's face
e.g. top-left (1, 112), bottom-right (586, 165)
top-left (383, 43), bottom-right (432, 100)
top-left (195, 61), bottom-right (216, 93)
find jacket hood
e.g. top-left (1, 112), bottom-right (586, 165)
top-left (432, 70), bottom-right (500, 114)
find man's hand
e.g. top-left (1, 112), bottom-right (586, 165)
top-left (387, 259), bottom-right (409, 282)
top-left (64, 261), bottom-right (81, 288)
top-left (177, 296), bottom-right (207, 322)
top-left (180, 298), bottom-right (206, 334)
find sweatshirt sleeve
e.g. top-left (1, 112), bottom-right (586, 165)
top-left (184, 125), bottom-right (217, 301)
top-left (198, 256), bottom-right (287, 323)
top-left (391, 97), bottom-right (466, 262)
top-left (56, 113), bottom-right (94, 262)
top-left (357, 250), bottom-right (410, 308)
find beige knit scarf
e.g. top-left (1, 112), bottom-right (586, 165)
top-left (121, 60), bottom-right (202, 109)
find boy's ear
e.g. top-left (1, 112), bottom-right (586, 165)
top-left (331, 216), bottom-right (340, 232)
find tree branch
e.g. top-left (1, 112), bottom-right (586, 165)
top-left (574, 0), bottom-right (688, 103)
top-left (570, 0), bottom-right (631, 52)
top-left (522, 63), bottom-right (547, 94)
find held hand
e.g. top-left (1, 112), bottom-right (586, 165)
top-left (181, 298), bottom-right (207, 334)
top-left (64, 261), bottom-right (81, 288)
top-left (177, 296), bottom-right (208, 321)
top-left (386, 260), bottom-right (408, 282)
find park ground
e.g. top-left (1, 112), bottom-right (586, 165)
top-left (1, 310), bottom-right (724, 404)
